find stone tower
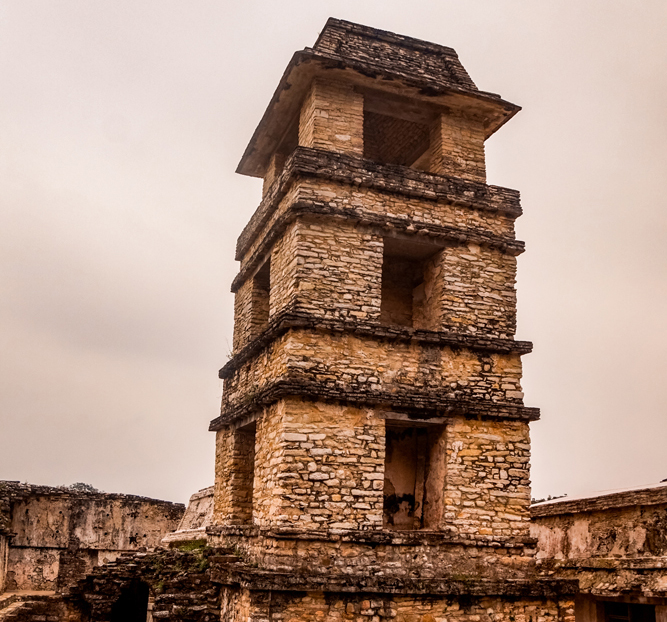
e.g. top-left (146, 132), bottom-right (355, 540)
top-left (209, 18), bottom-right (576, 620)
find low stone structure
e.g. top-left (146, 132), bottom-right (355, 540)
top-left (532, 483), bottom-right (667, 622)
top-left (161, 486), bottom-right (214, 547)
top-left (0, 481), bottom-right (183, 593)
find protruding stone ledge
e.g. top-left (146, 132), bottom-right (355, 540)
top-left (537, 557), bottom-right (667, 571)
top-left (211, 565), bottom-right (578, 597)
top-left (208, 524), bottom-right (536, 549)
top-left (232, 199), bottom-right (524, 293)
top-left (209, 378), bottom-right (539, 431)
top-left (220, 309), bottom-right (532, 381)
top-left (531, 484), bottom-right (667, 518)
top-left (236, 147), bottom-right (522, 261)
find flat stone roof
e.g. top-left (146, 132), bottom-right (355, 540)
top-left (531, 481), bottom-right (667, 518)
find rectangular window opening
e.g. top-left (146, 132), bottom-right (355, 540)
top-left (232, 421), bottom-right (256, 525)
top-left (380, 238), bottom-right (441, 330)
top-left (363, 110), bottom-right (430, 168)
top-left (251, 258), bottom-right (271, 335)
top-left (604, 603), bottom-right (656, 622)
top-left (383, 421), bottom-right (446, 531)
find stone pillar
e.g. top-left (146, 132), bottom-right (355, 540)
top-left (262, 151), bottom-right (286, 196)
top-left (298, 78), bottom-right (364, 156)
top-left (213, 426), bottom-right (256, 526)
top-left (0, 534), bottom-right (7, 593)
top-left (429, 113), bottom-right (486, 182)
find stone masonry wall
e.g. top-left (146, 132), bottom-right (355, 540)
top-left (429, 113), bottom-right (487, 182)
top-left (232, 278), bottom-right (254, 352)
top-left (288, 218), bottom-right (384, 322)
top-left (235, 590), bottom-right (574, 622)
top-left (298, 78), bottom-right (364, 156)
top-left (213, 426), bottom-right (256, 527)
top-left (530, 495), bottom-right (667, 598)
top-left (232, 213), bottom-right (517, 357)
top-left (438, 243), bottom-right (518, 339)
top-left (0, 534), bottom-right (8, 593)
top-left (444, 418), bottom-right (532, 540)
top-left (221, 330), bottom-right (525, 412)
top-left (268, 220), bottom-right (300, 322)
top-left (252, 398), bottom-right (385, 531)
top-left (213, 401), bottom-right (531, 541)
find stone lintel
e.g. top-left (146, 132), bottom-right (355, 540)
top-left (209, 379), bottom-right (539, 431)
top-left (531, 485), bottom-right (667, 518)
top-left (211, 565), bottom-right (578, 597)
top-left (236, 146), bottom-right (522, 262)
top-left (237, 28), bottom-right (520, 178)
top-left (219, 310), bottom-right (533, 381)
top-left (232, 200), bottom-right (524, 295)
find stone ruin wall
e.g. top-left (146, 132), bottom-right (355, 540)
top-left (531, 488), bottom-right (667, 600)
top-left (0, 483), bottom-right (183, 593)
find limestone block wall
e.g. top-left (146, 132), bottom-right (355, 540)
top-left (213, 402), bottom-right (531, 540)
top-left (278, 594), bottom-right (572, 622)
top-left (444, 418), bottom-right (532, 540)
top-left (429, 113), bottom-right (487, 182)
top-left (298, 78), bottom-right (364, 156)
top-left (438, 243), bottom-right (517, 338)
top-left (233, 219), bottom-right (517, 357)
top-left (252, 398), bottom-right (385, 531)
top-left (232, 278), bottom-right (255, 352)
top-left (289, 218), bottom-right (384, 322)
top-left (221, 331), bottom-right (525, 410)
top-left (268, 221), bottom-right (299, 320)
top-left (213, 426), bottom-right (256, 526)
top-left (221, 589), bottom-right (574, 622)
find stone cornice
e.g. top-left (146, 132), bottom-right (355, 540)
top-left (232, 198), bottom-right (524, 294)
top-left (211, 565), bottom-right (577, 597)
top-left (209, 378), bottom-right (539, 431)
top-left (531, 485), bottom-right (667, 518)
top-left (236, 147), bottom-right (522, 262)
top-left (219, 309), bottom-right (532, 381)
top-left (208, 524), bottom-right (536, 549)
top-left (537, 557), bottom-right (667, 571)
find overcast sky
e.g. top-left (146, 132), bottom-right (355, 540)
top-left (1, 1), bottom-right (666, 504)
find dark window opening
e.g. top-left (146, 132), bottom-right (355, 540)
top-left (383, 422), bottom-right (446, 530)
top-left (604, 603), bottom-right (656, 622)
top-left (364, 110), bottom-right (430, 168)
top-left (110, 581), bottom-right (150, 622)
top-left (251, 258), bottom-right (271, 335)
top-left (232, 421), bottom-right (256, 525)
top-left (380, 238), bottom-right (442, 329)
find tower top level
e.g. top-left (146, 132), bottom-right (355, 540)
top-left (237, 18), bottom-right (520, 178)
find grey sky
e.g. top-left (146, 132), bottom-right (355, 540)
top-left (1, 1), bottom-right (666, 504)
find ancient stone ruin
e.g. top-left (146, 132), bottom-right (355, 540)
top-left (1, 16), bottom-right (665, 622)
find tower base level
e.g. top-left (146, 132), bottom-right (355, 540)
top-left (62, 546), bottom-right (576, 622)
